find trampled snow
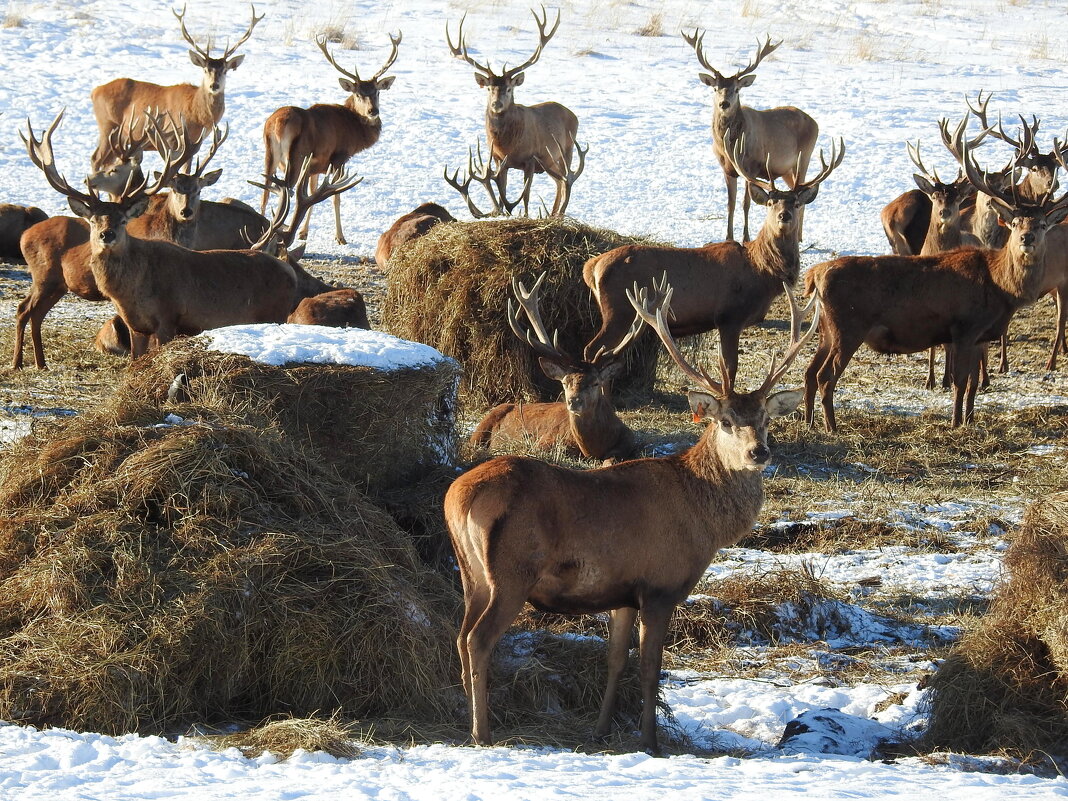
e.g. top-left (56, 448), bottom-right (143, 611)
top-left (3, 0), bottom-right (1068, 798)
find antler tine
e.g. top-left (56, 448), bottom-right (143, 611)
top-left (735, 34), bottom-right (781, 80)
top-left (906, 139), bottom-right (940, 184)
top-left (22, 110), bottom-right (98, 207)
top-left (725, 131), bottom-right (773, 191)
top-left (626, 275), bottom-right (726, 397)
top-left (372, 31), bottom-right (403, 81)
top-left (250, 168), bottom-right (296, 252)
top-left (755, 283), bottom-right (821, 395)
top-left (501, 5), bottom-right (560, 80)
top-left (172, 4), bottom-right (210, 57)
top-left (802, 137), bottom-right (846, 190)
top-left (192, 122), bottom-right (228, 177)
top-left (222, 4), bottom-right (264, 60)
top-left (507, 272), bottom-right (574, 365)
top-left (316, 34), bottom-right (360, 82)
top-left (140, 110), bottom-right (195, 195)
top-left (681, 28), bottom-right (721, 78)
top-left (946, 117), bottom-right (1021, 207)
top-left (447, 13), bottom-right (494, 77)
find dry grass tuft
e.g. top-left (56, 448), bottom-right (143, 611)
top-left (923, 491), bottom-right (1068, 757)
top-left (207, 713), bottom-right (361, 760)
top-left (382, 217), bottom-right (663, 413)
top-left (636, 13), bottom-right (664, 37)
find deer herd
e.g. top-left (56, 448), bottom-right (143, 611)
top-left (2, 3), bottom-right (1067, 755)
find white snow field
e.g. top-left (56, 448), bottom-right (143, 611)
top-left (2, 0), bottom-right (1068, 798)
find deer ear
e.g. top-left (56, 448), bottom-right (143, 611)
top-left (474, 74), bottom-right (489, 88)
top-left (913, 174), bottom-right (935, 194)
top-left (990, 198), bottom-right (1015, 225)
top-left (511, 72), bottom-right (525, 87)
top-left (125, 196), bottom-right (151, 220)
top-left (227, 54), bottom-right (245, 70)
top-left (687, 390), bottom-right (723, 422)
top-left (201, 169), bottom-right (223, 186)
top-left (1047, 205), bottom-right (1068, 225)
top-left (338, 78), bottom-right (357, 94)
top-left (737, 74), bottom-right (756, 88)
top-left (287, 243), bottom-right (306, 262)
top-left (189, 50), bottom-right (207, 68)
top-left (747, 182), bottom-right (771, 205)
top-left (597, 360), bottom-right (625, 382)
top-left (68, 198), bottom-right (92, 219)
top-left (796, 185), bottom-right (819, 205)
top-left (698, 72), bottom-right (716, 87)
top-left (766, 388), bottom-right (803, 417)
top-left (377, 75), bottom-right (396, 91)
top-left (538, 357), bottom-right (571, 381)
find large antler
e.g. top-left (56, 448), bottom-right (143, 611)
top-left (681, 29), bottom-right (722, 79)
top-left (222, 5), bottom-right (264, 60)
top-left (446, 13), bottom-right (494, 79)
top-left (626, 274), bottom-right (729, 397)
top-left (501, 6), bottom-right (560, 80)
top-left (174, 4), bottom-right (263, 60)
top-left (317, 30), bottom-right (402, 83)
top-left (189, 123), bottom-right (227, 178)
top-left (444, 141), bottom-right (532, 218)
top-left (726, 131), bottom-right (844, 194)
top-left (541, 137), bottom-right (588, 217)
top-left (507, 272), bottom-right (576, 368)
top-left (22, 110), bottom-right (97, 208)
top-left (734, 35), bottom-right (781, 81)
top-left (943, 116), bottom-right (1025, 207)
top-left (754, 284), bottom-right (821, 395)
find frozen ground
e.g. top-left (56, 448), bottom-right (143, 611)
top-left (2, 0), bottom-right (1068, 797)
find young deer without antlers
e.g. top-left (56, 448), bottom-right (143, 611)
top-left (804, 120), bottom-right (1068, 431)
top-left (447, 6), bottom-right (580, 216)
top-left (446, 281), bottom-right (818, 754)
top-left (683, 31), bottom-right (818, 242)
top-left (469, 272), bottom-right (642, 463)
top-left (375, 202), bottom-right (456, 269)
top-left (23, 113), bottom-right (299, 359)
top-left (261, 31), bottom-right (401, 245)
top-left (90, 4), bottom-right (262, 169)
top-left (583, 135), bottom-right (842, 381)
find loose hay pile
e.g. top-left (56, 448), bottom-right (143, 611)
top-left (0, 336), bottom-right (642, 745)
top-left (382, 216), bottom-right (663, 410)
top-left (924, 491), bottom-right (1068, 758)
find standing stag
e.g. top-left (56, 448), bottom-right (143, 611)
top-left (683, 31), bottom-right (818, 242)
top-left (804, 120), bottom-right (1068, 431)
top-left (447, 6), bottom-right (580, 216)
top-left (90, 4), bottom-right (262, 169)
top-left (261, 31), bottom-right (402, 245)
top-left (446, 280), bottom-right (818, 754)
top-left (583, 135), bottom-right (842, 380)
top-left (469, 273), bottom-right (642, 463)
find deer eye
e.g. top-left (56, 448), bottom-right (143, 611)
top-left (720, 418), bottom-right (734, 431)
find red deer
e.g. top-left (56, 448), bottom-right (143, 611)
top-left (260, 31), bottom-right (402, 245)
top-left (90, 4), bottom-right (262, 169)
top-left (683, 30), bottom-right (818, 242)
top-left (375, 202), bottom-right (456, 269)
top-left (0, 204), bottom-right (47, 263)
top-left (445, 280), bottom-right (818, 754)
top-left (803, 120), bottom-right (1068, 431)
top-left (469, 272), bottom-right (643, 463)
top-left (286, 289), bottom-right (368, 328)
top-left (447, 7), bottom-right (579, 216)
top-left (583, 135), bottom-right (842, 380)
top-left (24, 112), bottom-right (299, 359)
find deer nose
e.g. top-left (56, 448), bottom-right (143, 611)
top-left (1021, 232), bottom-right (1036, 246)
top-left (719, 101), bottom-right (731, 110)
top-left (938, 208), bottom-right (952, 221)
top-left (99, 229), bottom-right (116, 245)
top-left (180, 208), bottom-right (194, 219)
top-left (778, 211), bottom-right (792, 223)
top-left (748, 444), bottom-right (770, 464)
top-left (567, 397), bottom-right (585, 413)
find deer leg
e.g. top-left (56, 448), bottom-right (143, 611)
top-left (636, 604), bottom-right (672, 756)
top-left (724, 173), bottom-right (738, 242)
top-left (593, 606), bottom-right (638, 741)
top-left (998, 331), bottom-right (1009, 374)
top-left (949, 341), bottom-right (980, 427)
top-left (979, 343), bottom-right (990, 389)
top-left (941, 344), bottom-right (952, 390)
top-left (925, 348), bottom-right (936, 390)
top-left (14, 282), bottom-right (66, 370)
top-left (718, 324), bottom-right (742, 384)
top-left (332, 192), bottom-right (347, 246)
top-left (804, 341), bottom-right (832, 428)
top-left (298, 174), bottom-right (319, 241)
top-left (1047, 287), bottom-right (1067, 371)
top-left (741, 182), bottom-right (752, 242)
top-left (817, 338), bottom-right (862, 434)
top-left (456, 583), bottom-right (492, 705)
top-left (465, 584), bottom-right (528, 746)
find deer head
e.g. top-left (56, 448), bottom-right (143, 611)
top-left (174, 4), bottom-right (263, 96)
top-left (316, 31), bottom-right (402, 120)
top-left (906, 139), bottom-right (974, 229)
top-left (447, 6), bottom-right (560, 116)
top-left (683, 31), bottom-right (780, 116)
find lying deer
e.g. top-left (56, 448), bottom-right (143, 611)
top-left (804, 118), bottom-right (1068, 431)
top-left (261, 31), bottom-right (401, 245)
top-left (583, 135), bottom-right (842, 380)
top-left (24, 113), bottom-right (299, 358)
top-left (90, 4), bottom-right (262, 168)
top-left (446, 280), bottom-right (818, 754)
top-left (375, 202), bottom-right (455, 269)
top-left (683, 31), bottom-right (818, 242)
top-left (448, 7), bottom-right (579, 216)
top-left (468, 272), bottom-right (642, 463)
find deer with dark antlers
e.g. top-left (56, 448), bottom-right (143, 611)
top-left (261, 31), bottom-right (401, 245)
top-left (583, 135), bottom-right (842, 381)
top-left (446, 279), bottom-right (818, 754)
top-left (683, 31), bottom-right (818, 242)
top-left (447, 6), bottom-right (580, 216)
top-left (469, 272), bottom-right (642, 464)
top-left (90, 4), bottom-right (262, 169)
top-left (804, 118), bottom-right (1068, 431)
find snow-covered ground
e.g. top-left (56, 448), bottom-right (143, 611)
top-left (3, 0), bottom-right (1068, 797)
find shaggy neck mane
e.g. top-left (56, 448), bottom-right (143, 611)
top-left (745, 225), bottom-right (800, 283)
top-left (989, 244), bottom-right (1047, 305)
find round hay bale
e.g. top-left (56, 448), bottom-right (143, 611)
top-left (381, 217), bottom-right (663, 411)
top-left (923, 491), bottom-right (1068, 757)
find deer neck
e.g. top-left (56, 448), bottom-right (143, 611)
top-left (972, 195), bottom-right (1002, 247)
top-left (486, 103), bottom-right (523, 146)
top-left (195, 81), bottom-right (225, 125)
top-left (746, 223), bottom-right (800, 283)
top-left (712, 105), bottom-right (743, 142)
top-left (990, 241), bottom-right (1049, 305)
top-left (679, 427), bottom-right (766, 532)
top-left (89, 236), bottom-right (150, 305)
top-left (567, 396), bottom-right (625, 459)
top-left (920, 214), bottom-right (964, 256)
